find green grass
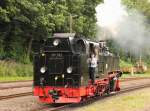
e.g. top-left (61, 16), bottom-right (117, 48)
top-left (0, 76), bottom-right (33, 82)
top-left (0, 60), bottom-right (33, 81)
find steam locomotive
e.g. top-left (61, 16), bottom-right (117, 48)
top-left (33, 33), bottom-right (122, 104)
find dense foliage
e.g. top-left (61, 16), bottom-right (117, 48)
top-left (0, 0), bottom-right (150, 65)
top-left (123, 0), bottom-right (150, 21)
top-left (0, 0), bottom-right (102, 62)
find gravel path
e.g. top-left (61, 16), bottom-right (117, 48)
top-left (120, 79), bottom-right (150, 89)
top-left (0, 87), bottom-right (32, 96)
top-left (0, 96), bottom-right (42, 111)
top-left (0, 81), bottom-right (32, 96)
top-left (136, 106), bottom-right (150, 111)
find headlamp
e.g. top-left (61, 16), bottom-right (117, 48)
top-left (67, 67), bottom-right (72, 73)
top-left (62, 74), bottom-right (64, 78)
top-left (55, 76), bottom-right (58, 80)
top-left (53, 39), bottom-right (60, 46)
top-left (41, 53), bottom-right (45, 56)
top-left (40, 67), bottom-right (47, 73)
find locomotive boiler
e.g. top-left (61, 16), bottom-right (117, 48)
top-left (33, 33), bottom-right (122, 104)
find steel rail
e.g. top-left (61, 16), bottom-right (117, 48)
top-left (120, 77), bottom-right (150, 82)
top-left (30, 82), bottom-right (150, 111)
top-left (0, 85), bottom-right (32, 90)
top-left (0, 92), bottom-right (33, 100)
top-left (0, 78), bottom-right (149, 110)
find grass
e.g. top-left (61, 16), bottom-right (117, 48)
top-left (73, 88), bottom-right (150, 111)
top-left (0, 76), bottom-right (33, 82)
top-left (0, 60), bottom-right (33, 81)
top-left (0, 59), bottom-right (149, 82)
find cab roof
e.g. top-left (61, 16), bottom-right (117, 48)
top-left (53, 33), bottom-right (76, 38)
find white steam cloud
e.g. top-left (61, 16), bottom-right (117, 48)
top-left (96, 0), bottom-right (150, 55)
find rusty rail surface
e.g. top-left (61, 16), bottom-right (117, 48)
top-left (120, 77), bottom-right (150, 82)
top-left (0, 92), bottom-right (33, 100)
top-left (0, 85), bottom-right (32, 90)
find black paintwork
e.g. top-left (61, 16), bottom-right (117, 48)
top-left (33, 33), bottom-right (120, 87)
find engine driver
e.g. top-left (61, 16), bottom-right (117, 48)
top-left (87, 53), bottom-right (97, 84)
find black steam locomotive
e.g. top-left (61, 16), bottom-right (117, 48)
top-left (33, 33), bottom-right (122, 104)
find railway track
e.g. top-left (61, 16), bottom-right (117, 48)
top-left (120, 77), bottom-right (150, 82)
top-left (0, 92), bottom-right (33, 100)
top-left (30, 82), bottom-right (150, 111)
top-left (0, 85), bottom-right (32, 90)
top-left (30, 104), bottom-right (70, 111)
top-left (0, 80), bottom-right (32, 90)
top-left (0, 77), bottom-right (150, 111)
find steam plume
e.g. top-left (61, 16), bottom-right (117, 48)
top-left (96, 0), bottom-right (150, 55)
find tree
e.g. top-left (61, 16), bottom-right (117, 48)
top-left (0, 0), bottom-right (103, 62)
top-left (123, 0), bottom-right (150, 20)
